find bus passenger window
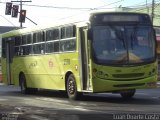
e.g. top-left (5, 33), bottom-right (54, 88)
top-left (46, 42), bottom-right (54, 53)
top-left (61, 25), bottom-right (75, 39)
top-left (61, 27), bottom-right (66, 39)
top-left (54, 41), bottom-right (59, 52)
top-left (22, 35), bottom-right (27, 45)
top-left (26, 34), bottom-right (32, 44)
top-left (46, 29), bottom-right (59, 41)
top-left (15, 47), bottom-right (20, 56)
top-left (46, 30), bottom-right (53, 41)
top-left (60, 39), bottom-right (76, 52)
top-left (20, 45), bottom-right (32, 55)
top-left (33, 31), bottom-right (44, 43)
top-left (33, 44), bottom-right (45, 54)
top-left (46, 41), bottom-right (59, 53)
top-left (15, 36), bottom-right (21, 46)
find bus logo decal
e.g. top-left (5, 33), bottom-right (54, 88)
top-left (29, 61), bottom-right (37, 69)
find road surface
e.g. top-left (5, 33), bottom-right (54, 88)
top-left (0, 83), bottom-right (160, 120)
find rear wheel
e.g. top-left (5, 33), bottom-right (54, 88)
top-left (66, 74), bottom-right (80, 100)
top-left (120, 89), bottom-right (136, 99)
top-left (20, 73), bottom-right (28, 94)
top-left (19, 73), bottom-right (37, 94)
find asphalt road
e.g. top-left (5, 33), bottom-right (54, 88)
top-left (0, 83), bottom-right (160, 120)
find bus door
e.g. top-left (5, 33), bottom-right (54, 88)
top-left (6, 38), bottom-right (14, 85)
top-left (79, 27), bottom-right (90, 90)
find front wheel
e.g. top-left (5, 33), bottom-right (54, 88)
top-left (66, 74), bottom-right (80, 100)
top-left (120, 89), bottom-right (136, 99)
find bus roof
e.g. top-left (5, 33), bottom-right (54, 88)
top-left (1, 19), bottom-right (89, 38)
top-left (1, 11), bottom-right (150, 38)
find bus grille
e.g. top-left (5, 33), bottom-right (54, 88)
top-left (112, 73), bottom-right (144, 78)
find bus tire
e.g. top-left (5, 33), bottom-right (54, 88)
top-left (19, 73), bottom-right (37, 94)
top-left (66, 74), bottom-right (79, 100)
top-left (120, 89), bottom-right (136, 99)
top-left (19, 73), bottom-right (28, 94)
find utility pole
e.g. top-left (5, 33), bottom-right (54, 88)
top-left (11, 0), bottom-right (32, 28)
top-left (151, 0), bottom-right (155, 24)
top-left (146, 0), bottom-right (149, 14)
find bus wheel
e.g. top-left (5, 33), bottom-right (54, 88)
top-left (19, 73), bottom-right (28, 94)
top-left (120, 89), bottom-right (136, 99)
top-left (19, 73), bottom-right (37, 94)
top-left (67, 74), bottom-right (79, 100)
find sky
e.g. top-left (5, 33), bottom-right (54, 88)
top-left (0, 0), bottom-right (154, 27)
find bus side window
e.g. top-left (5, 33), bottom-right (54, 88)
top-left (33, 44), bottom-right (45, 54)
top-left (15, 36), bottom-right (21, 46)
top-left (46, 42), bottom-right (59, 53)
top-left (61, 25), bottom-right (76, 39)
top-left (54, 41), bottom-right (59, 52)
top-left (33, 31), bottom-right (45, 54)
top-left (22, 35), bottom-right (27, 45)
top-left (60, 25), bottom-right (76, 52)
top-left (15, 47), bottom-right (20, 56)
top-left (33, 31), bottom-right (44, 43)
top-left (14, 36), bottom-right (21, 56)
top-left (46, 28), bottom-right (59, 41)
top-left (26, 34), bottom-right (32, 44)
top-left (46, 42), bottom-right (54, 53)
top-left (46, 28), bottom-right (60, 53)
top-left (21, 45), bottom-right (32, 55)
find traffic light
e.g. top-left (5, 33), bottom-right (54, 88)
top-left (12, 5), bottom-right (19, 18)
top-left (19, 10), bottom-right (26, 23)
top-left (5, 2), bottom-right (12, 15)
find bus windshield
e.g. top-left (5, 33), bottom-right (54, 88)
top-left (92, 25), bottom-right (155, 65)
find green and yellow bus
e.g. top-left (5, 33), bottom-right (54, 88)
top-left (0, 12), bottom-right (157, 100)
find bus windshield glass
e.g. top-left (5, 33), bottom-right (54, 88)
top-left (92, 25), bottom-right (155, 65)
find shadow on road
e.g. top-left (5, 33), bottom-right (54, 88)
top-left (1, 84), bottom-right (160, 105)
top-left (15, 90), bottom-right (160, 105)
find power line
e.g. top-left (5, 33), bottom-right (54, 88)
top-left (21, 4), bottom-right (92, 10)
top-left (124, 0), bottom-right (152, 8)
top-left (0, 15), bottom-right (17, 27)
top-left (0, 1), bottom-right (92, 10)
top-left (57, 0), bottom-right (125, 21)
top-left (133, 1), bottom-right (160, 12)
top-left (116, 0), bottom-right (160, 8)
top-left (95, 0), bottom-right (124, 9)
top-left (1, 1), bottom-right (124, 10)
